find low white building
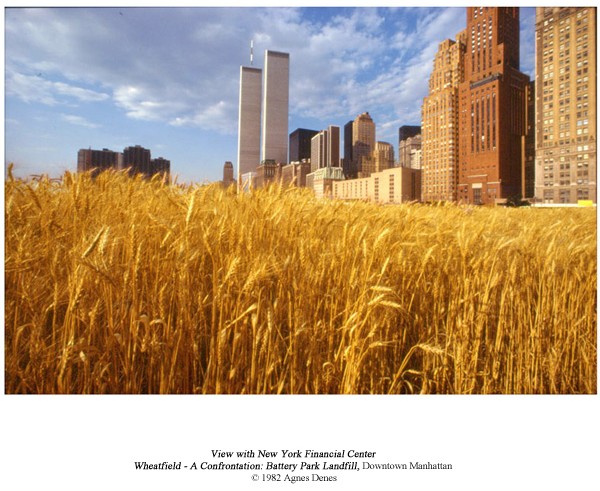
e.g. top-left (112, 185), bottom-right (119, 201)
top-left (333, 166), bottom-right (421, 204)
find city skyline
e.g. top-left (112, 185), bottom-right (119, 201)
top-left (5, 6), bottom-right (536, 184)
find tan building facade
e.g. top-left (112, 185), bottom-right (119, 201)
top-left (281, 160), bottom-right (311, 187)
top-left (373, 141), bottom-right (394, 173)
top-left (352, 112), bottom-right (376, 177)
top-left (422, 37), bottom-right (465, 202)
top-left (534, 7), bottom-right (596, 203)
top-left (333, 166), bottom-right (421, 204)
top-left (254, 160), bottom-right (283, 188)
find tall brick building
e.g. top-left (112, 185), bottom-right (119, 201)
top-left (457, 7), bottom-right (531, 204)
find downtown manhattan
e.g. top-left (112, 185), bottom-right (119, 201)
top-left (5, 6), bottom-right (596, 205)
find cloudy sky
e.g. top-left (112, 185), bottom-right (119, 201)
top-left (5, 5), bottom-right (535, 183)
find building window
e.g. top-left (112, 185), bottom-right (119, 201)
top-left (559, 189), bottom-right (571, 203)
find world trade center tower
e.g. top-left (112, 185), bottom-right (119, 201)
top-left (261, 50), bottom-right (290, 165)
top-left (237, 66), bottom-right (262, 183)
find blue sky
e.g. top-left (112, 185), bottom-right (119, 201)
top-left (5, 5), bottom-right (536, 183)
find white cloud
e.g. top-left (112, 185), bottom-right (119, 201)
top-left (53, 81), bottom-right (110, 102)
top-left (60, 114), bottom-right (101, 128)
top-left (169, 100), bottom-right (236, 134)
top-left (113, 85), bottom-right (172, 121)
top-left (6, 69), bottom-right (110, 106)
top-left (6, 71), bottom-right (61, 105)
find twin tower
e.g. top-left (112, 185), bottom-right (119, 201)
top-left (237, 50), bottom-right (290, 183)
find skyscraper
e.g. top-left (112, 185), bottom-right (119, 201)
top-left (237, 66), bottom-right (262, 183)
top-left (77, 146), bottom-right (168, 178)
top-left (327, 125), bottom-right (340, 169)
top-left (311, 131), bottom-right (327, 172)
top-left (398, 125), bottom-right (421, 146)
top-left (373, 141), bottom-right (394, 173)
top-left (534, 7), bottom-right (596, 204)
top-left (222, 161), bottom-right (235, 187)
top-left (398, 125), bottom-right (422, 169)
top-left (422, 36), bottom-right (465, 202)
top-left (123, 145), bottom-right (151, 176)
top-left (399, 134), bottom-right (422, 169)
top-left (289, 128), bottom-right (318, 162)
top-left (150, 157), bottom-right (170, 178)
top-left (352, 112), bottom-right (376, 177)
top-left (310, 125), bottom-right (340, 171)
top-left (457, 7), bottom-right (530, 205)
top-left (77, 148), bottom-right (120, 175)
top-left (523, 80), bottom-right (535, 200)
top-left (343, 120), bottom-right (354, 178)
top-left (261, 50), bottom-right (290, 164)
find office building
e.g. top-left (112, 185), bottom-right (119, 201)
top-left (523, 81), bottom-right (535, 200)
top-left (306, 166), bottom-right (345, 199)
top-left (222, 161), bottom-right (236, 188)
top-left (240, 171), bottom-right (257, 191)
top-left (311, 131), bottom-right (327, 172)
top-left (422, 35), bottom-right (466, 202)
top-left (289, 128), bottom-right (318, 163)
top-left (457, 7), bottom-right (530, 205)
top-left (360, 141), bottom-right (393, 177)
top-left (237, 66), bottom-right (262, 182)
top-left (534, 7), bottom-right (596, 203)
top-left (352, 112), bottom-right (376, 177)
top-left (343, 120), bottom-right (355, 178)
top-left (281, 160), bottom-right (311, 187)
top-left (262, 50), bottom-right (290, 164)
top-left (412, 146), bottom-right (422, 170)
top-left (310, 125), bottom-right (340, 171)
top-left (399, 125), bottom-right (421, 143)
top-left (254, 160), bottom-right (282, 188)
top-left (150, 157), bottom-right (170, 178)
top-left (123, 145), bottom-right (152, 176)
top-left (78, 146), bottom-right (168, 178)
top-left (327, 125), bottom-right (341, 170)
top-left (77, 148), bottom-right (121, 175)
top-left (399, 133), bottom-right (422, 169)
top-left (373, 141), bottom-right (394, 173)
top-left (333, 166), bottom-right (421, 204)
top-left (398, 125), bottom-right (422, 170)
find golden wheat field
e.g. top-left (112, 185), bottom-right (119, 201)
top-left (4, 168), bottom-right (597, 394)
